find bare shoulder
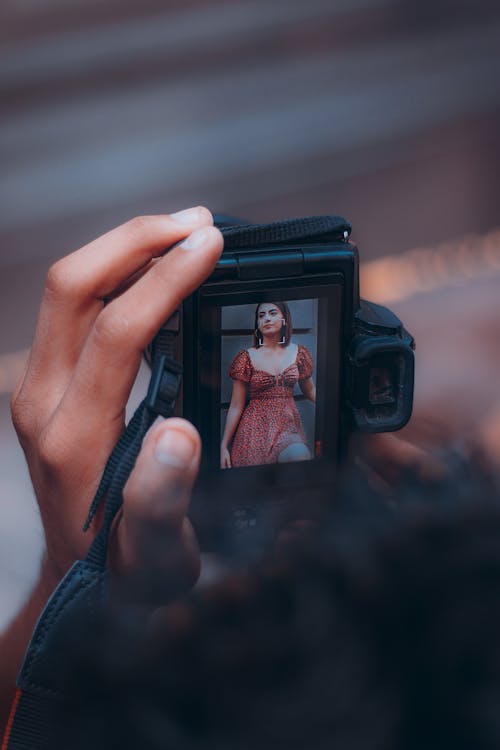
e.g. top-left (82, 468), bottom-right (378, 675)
top-left (245, 347), bottom-right (257, 366)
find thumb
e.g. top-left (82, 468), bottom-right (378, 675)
top-left (113, 418), bottom-right (201, 599)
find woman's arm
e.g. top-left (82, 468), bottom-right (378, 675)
top-left (220, 380), bottom-right (247, 468)
top-left (299, 376), bottom-right (316, 403)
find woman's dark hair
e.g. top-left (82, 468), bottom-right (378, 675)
top-left (253, 301), bottom-right (293, 347)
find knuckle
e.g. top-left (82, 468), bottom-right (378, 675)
top-left (124, 215), bottom-right (157, 240)
top-left (45, 257), bottom-right (84, 300)
top-left (45, 259), bottom-right (73, 297)
top-left (10, 392), bottom-right (22, 429)
top-left (92, 307), bottom-right (132, 350)
top-left (10, 392), bottom-right (34, 442)
top-left (37, 428), bottom-right (68, 474)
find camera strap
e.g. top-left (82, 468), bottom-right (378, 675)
top-left (217, 214), bottom-right (351, 248)
top-left (3, 214), bottom-right (351, 750)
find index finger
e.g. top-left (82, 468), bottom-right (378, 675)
top-left (51, 225), bottom-right (223, 449)
top-left (17, 208), bottom-right (214, 428)
top-left (48, 207), bottom-right (214, 302)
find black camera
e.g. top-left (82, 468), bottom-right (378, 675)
top-left (147, 215), bottom-right (414, 552)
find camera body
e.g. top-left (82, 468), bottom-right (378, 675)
top-left (148, 216), bottom-right (414, 552)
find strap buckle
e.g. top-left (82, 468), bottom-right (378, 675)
top-left (146, 354), bottom-right (183, 418)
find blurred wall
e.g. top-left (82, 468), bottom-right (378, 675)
top-left (1, 0), bottom-right (500, 626)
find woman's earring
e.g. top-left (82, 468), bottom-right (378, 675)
top-left (280, 321), bottom-right (286, 345)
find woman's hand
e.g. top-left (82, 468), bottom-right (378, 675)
top-left (2, 209), bottom-right (224, 729)
top-left (299, 376), bottom-right (316, 403)
top-left (220, 380), bottom-right (246, 468)
top-left (220, 446), bottom-right (232, 469)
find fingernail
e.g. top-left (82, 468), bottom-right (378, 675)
top-left (170, 207), bottom-right (203, 225)
top-left (155, 429), bottom-right (195, 468)
top-left (179, 227), bottom-right (210, 251)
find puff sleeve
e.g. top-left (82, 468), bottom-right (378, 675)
top-left (229, 350), bottom-right (252, 383)
top-left (297, 345), bottom-right (313, 380)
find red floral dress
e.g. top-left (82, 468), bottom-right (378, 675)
top-left (229, 344), bottom-right (314, 467)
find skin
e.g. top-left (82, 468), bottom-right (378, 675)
top-left (220, 303), bottom-right (316, 469)
top-left (0, 207), bottom-right (224, 733)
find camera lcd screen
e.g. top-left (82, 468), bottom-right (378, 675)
top-left (220, 299), bottom-right (318, 469)
top-left (197, 281), bottom-right (343, 477)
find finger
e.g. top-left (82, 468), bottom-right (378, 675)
top-left (114, 418), bottom-right (201, 600)
top-left (358, 433), bottom-right (447, 485)
top-left (20, 209), bottom-right (214, 421)
top-left (53, 225), bottom-right (223, 442)
top-left (52, 208), bottom-right (214, 301)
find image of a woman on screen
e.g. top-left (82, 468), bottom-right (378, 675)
top-left (220, 301), bottom-right (316, 469)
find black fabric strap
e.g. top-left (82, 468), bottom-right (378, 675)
top-left (220, 215), bottom-right (351, 249)
top-left (7, 560), bottom-right (110, 749)
top-left (83, 330), bottom-right (180, 535)
top-left (4, 690), bottom-right (59, 750)
top-left (83, 350), bottom-right (182, 569)
top-left (84, 399), bottom-right (155, 569)
top-left (82, 400), bottom-right (151, 532)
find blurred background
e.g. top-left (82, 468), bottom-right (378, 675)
top-left (1, 0), bottom-right (500, 627)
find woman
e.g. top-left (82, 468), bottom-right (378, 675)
top-left (220, 301), bottom-right (316, 469)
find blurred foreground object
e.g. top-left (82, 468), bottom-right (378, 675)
top-left (46, 454), bottom-right (500, 750)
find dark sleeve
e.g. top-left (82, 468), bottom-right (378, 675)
top-left (229, 350), bottom-right (252, 383)
top-left (297, 345), bottom-right (313, 380)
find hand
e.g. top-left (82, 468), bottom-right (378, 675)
top-left (220, 447), bottom-right (232, 469)
top-left (10, 208), bottom-right (223, 592)
top-left (355, 275), bottom-right (500, 481)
